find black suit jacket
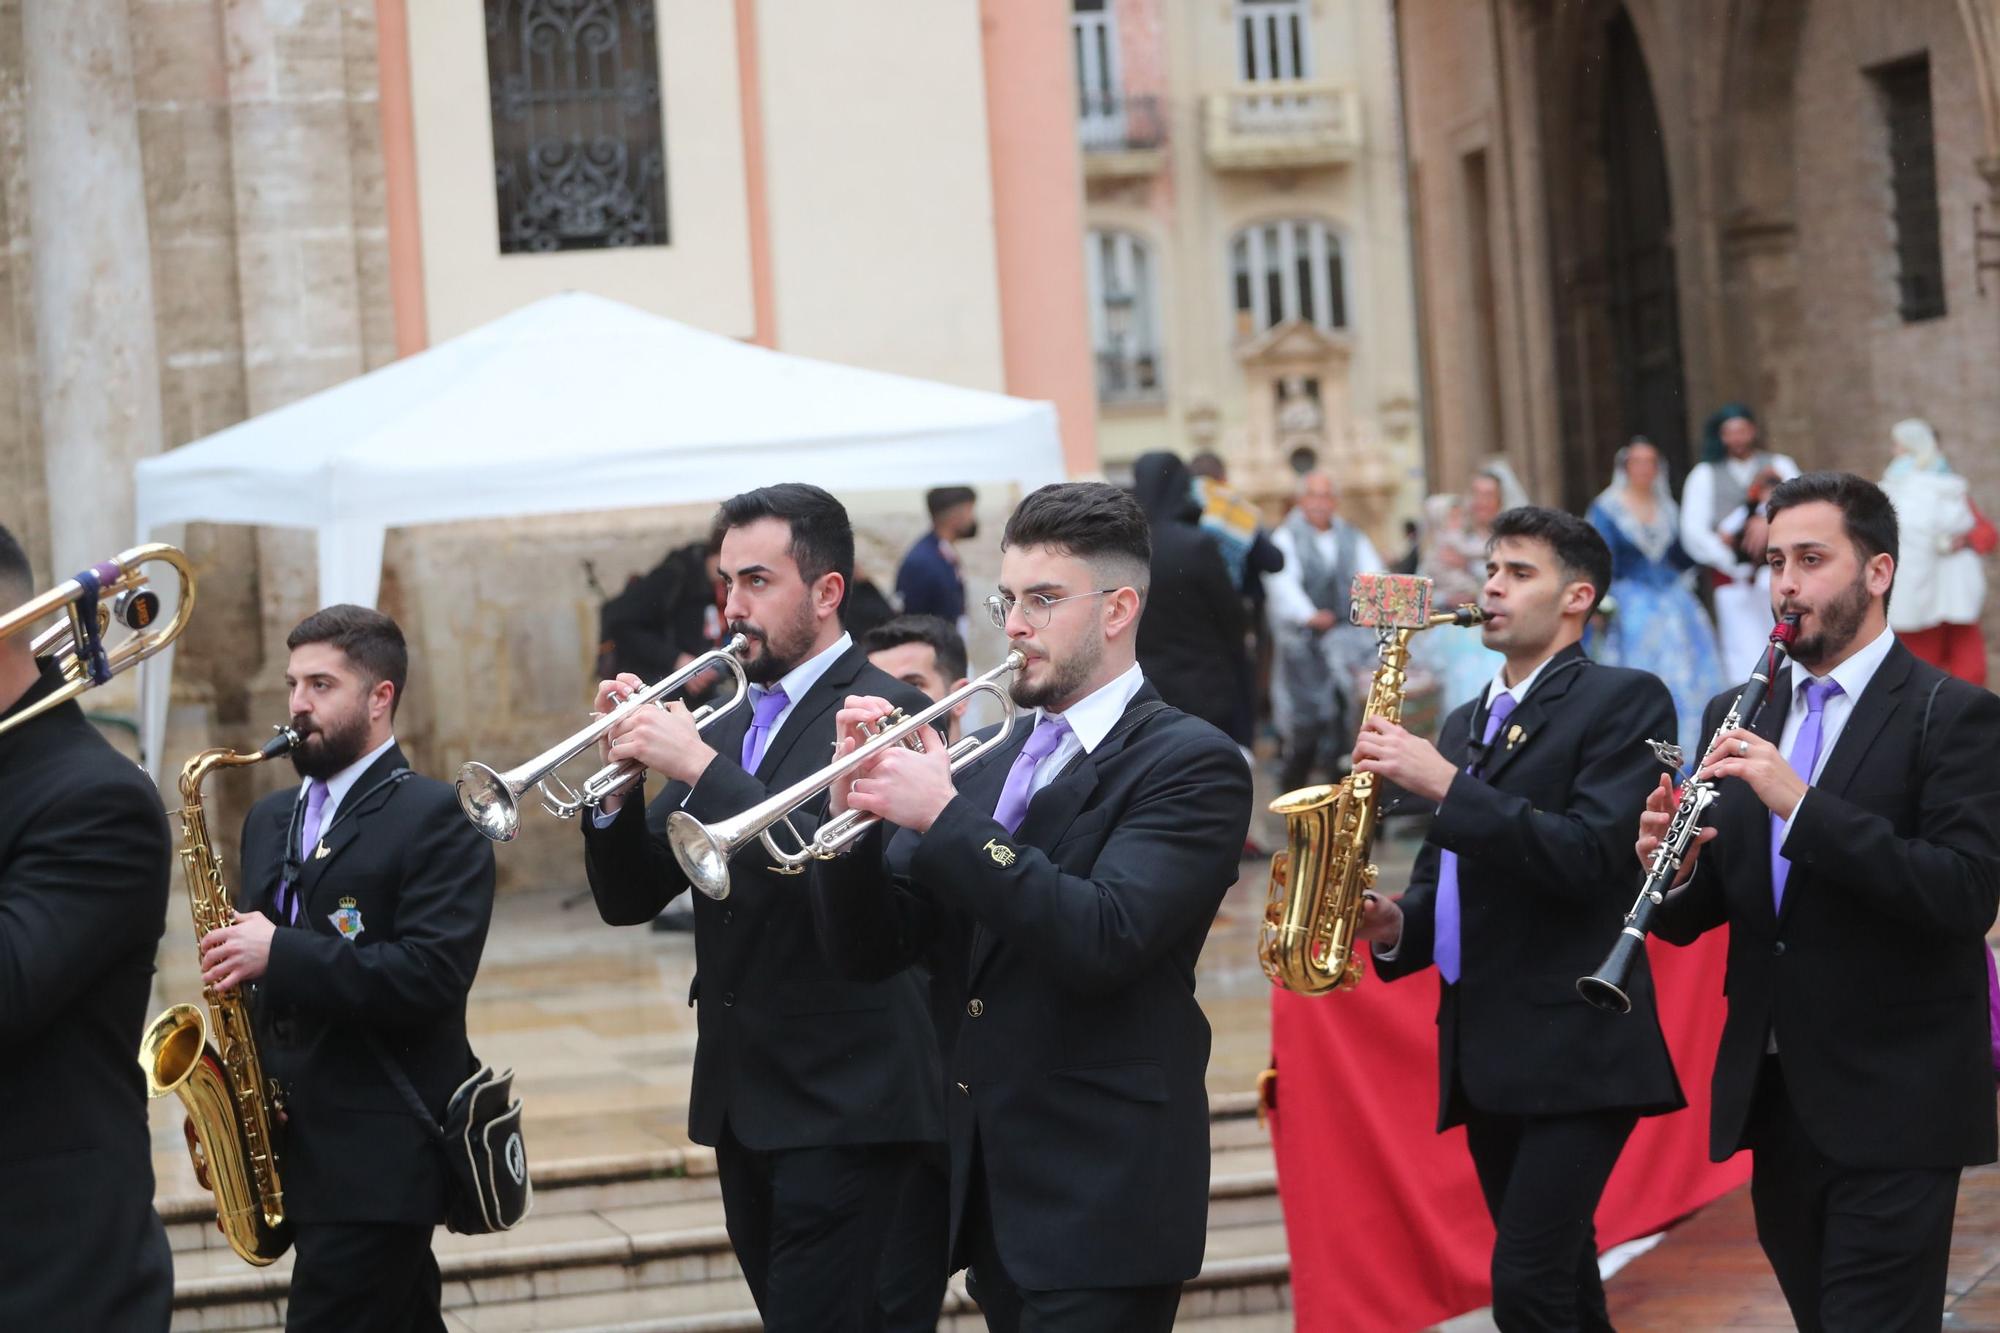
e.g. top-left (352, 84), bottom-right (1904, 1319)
top-left (0, 663), bottom-right (174, 1328)
top-left (810, 681), bottom-right (1253, 1290)
top-left (1654, 641), bottom-right (2000, 1168)
top-left (1376, 645), bottom-right (1687, 1127)
top-left (241, 743), bottom-right (496, 1225)
top-left (582, 641), bottom-right (943, 1152)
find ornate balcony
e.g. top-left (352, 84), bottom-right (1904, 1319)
top-left (1079, 92), bottom-right (1168, 181)
top-left (1202, 81), bottom-right (1362, 172)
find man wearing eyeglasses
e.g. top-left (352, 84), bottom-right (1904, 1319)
top-left (808, 482), bottom-right (1253, 1332)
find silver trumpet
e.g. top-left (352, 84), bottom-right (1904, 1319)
top-left (667, 650), bottom-right (1026, 900)
top-left (457, 634), bottom-right (751, 842)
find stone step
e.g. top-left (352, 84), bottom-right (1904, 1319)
top-left (169, 1092), bottom-right (1289, 1331)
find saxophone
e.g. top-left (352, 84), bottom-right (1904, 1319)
top-left (1260, 574), bottom-right (1484, 994)
top-left (139, 726), bottom-right (300, 1266)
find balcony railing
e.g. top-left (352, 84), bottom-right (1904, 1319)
top-left (1203, 81), bottom-right (1362, 171)
top-left (1078, 92), bottom-right (1167, 179)
top-left (1096, 346), bottom-right (1163, 404)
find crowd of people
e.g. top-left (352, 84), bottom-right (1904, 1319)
top-left (4, 418), bottom-right (1997, 1332)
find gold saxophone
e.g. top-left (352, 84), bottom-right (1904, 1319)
top-left (1260, 584), bottom-right (1484, 995)
top-left (139, 727), bottom-right (301, 1266)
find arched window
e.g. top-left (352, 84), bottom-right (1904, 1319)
top-left (1229, 220), bottom-right (1347, 336)
top-left (1085, 229), bottom-right (1162, 402)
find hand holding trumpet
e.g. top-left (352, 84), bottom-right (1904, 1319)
top-left (829, 695), bottom-right (956, 834)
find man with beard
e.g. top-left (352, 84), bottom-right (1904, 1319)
top-left (200, 605), bottom-right (495, 1331)
top-left (808, 482), bottom-right (1252, 1332)
top-left (1351, 507), bottom-right (1683, 1331)
top-left (0, 522), bottom-right (175, 1329)
top-left (1640, 472), bottom-right (2000, 1332)
top-left (584, 483), bottom-right (941, 1331)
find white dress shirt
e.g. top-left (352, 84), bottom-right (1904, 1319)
top-left (296, 733), bottom-right (398, 850)
top-left (1264, 523), bottom-right (1386, 628)
top-left (1774, 623), bottom-right (1897, 846)
top-left (1026, 661), bottom-right (1147, 800)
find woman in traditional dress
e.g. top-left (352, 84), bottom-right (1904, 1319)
top-left (1586, 438), bottom-right (1725, 763)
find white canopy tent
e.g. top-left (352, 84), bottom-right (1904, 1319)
top-left (132, 291), bottom-right (1066, 776)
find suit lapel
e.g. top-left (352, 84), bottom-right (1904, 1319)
top-left (754, 643), bottom-right (868, 783)
top-left (1474, 646), bottom-right (1588, 787)
top-left (292, 746), bottom-right (405, 919)
top-left (1809, 643), bottom-right (1912, 802)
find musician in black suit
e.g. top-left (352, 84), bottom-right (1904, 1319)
top-left (201, 605), bottom-right (496, 1332)
top-left (584, 483), bottom-right (941, 1332)
top-left (809, 482), bottom-right (1253, 1333)
top-left (1353, 506), bottom-right (1685, 1332)
top-left (1642, 472), bottom-right (2000, 1332)
top-left (0, 523), bottom-right (174, 1330)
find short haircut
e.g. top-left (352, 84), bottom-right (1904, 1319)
top-left (926, 485), bottom-right (976, 519)
top-left (1765, 470), bottom-right (1899, 602)
top-left (1488, 505), bottom-right (1613, 615)
top-left (712, 482), bottom-right (855, 598)
top-left (1001, 481), bottom-right (1152, 593)
top-left (1188, 451), bottom-right (1226, 482)
top-left (0, 522), bottom-right (30, 602)
top-left (287, 605), bottom-right (410, 716)
top-left (860, 613), bottom-right (967, 681)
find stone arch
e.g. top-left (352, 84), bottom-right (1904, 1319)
top-left (1538, 0), bottom-right (1690, 508)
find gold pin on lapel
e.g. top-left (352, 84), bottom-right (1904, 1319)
top-left (1505, 724), bottom-right (1525, 749)
top-left (313, 840), bottom-right (331, 859)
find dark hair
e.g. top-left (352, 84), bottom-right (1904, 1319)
top-left (0, 522), bottom-right (29, 601)
top-left (860, 613), bottom-right (968, 681)
top-left (925, 486), bottom-right (976, 519)
top-left (1188, 451), bottom-right (1226, 482)
top-left (1764, 471), bottom-right (1899, 605)
top-left (1001, 482), bottom-right (1152, 590)
top-left (1488, 505), bottom-right (1613, 615)
top-left (712, 482), bottom-right (855, 599)
top-left (287, 605), bottom-right (410, 716)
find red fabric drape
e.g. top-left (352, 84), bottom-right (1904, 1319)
top-left (1267, 929), bottom-right (1749, 1332)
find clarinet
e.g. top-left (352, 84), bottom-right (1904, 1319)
top-left (1576, 613), bottom-right (1801, 1014)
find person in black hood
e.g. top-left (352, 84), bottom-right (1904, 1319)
top-left (1132, 450), bottom-right (1252, 744)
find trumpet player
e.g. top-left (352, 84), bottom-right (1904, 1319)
top-left (1640, 473), bottom-right (2000, 1333)
top-left (811, 482), bottom-right (1252, 1333)
top-left (0, 521), bottom-right (175, 1327)
top-left (201, 606), bottom-right (495, 1331)
top-left (583, 483), bottom-right (942, 1332)
top-left (1352, 506), bottom-right (1683, 1332)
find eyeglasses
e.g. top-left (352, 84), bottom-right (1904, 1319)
top-left (984, 589), bottom-right (1117, 630)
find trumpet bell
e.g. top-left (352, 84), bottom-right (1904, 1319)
top-left (456, 761), bottom-right (522, 842)
top-left (666, 810), bottom-right (731, 901)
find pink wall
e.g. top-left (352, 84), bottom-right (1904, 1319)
top-left (980, 0), bottom-right (1099, 477)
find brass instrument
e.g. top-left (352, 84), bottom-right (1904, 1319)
top-left (1260, 574), bottom-right (1485, 994)
top-left (457, 633), bottom-right (751, 841)
top-left (1577, 614), bottom-right (1800, 1012)
top-left (140, 726), bottom-right (301, 1266)
top-left (667, 651), bottom-right (1026, 900)
top-left (0, 542), bottom-right (195, 740)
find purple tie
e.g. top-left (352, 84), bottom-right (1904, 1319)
top-left (1433, 691), bottom-right (1517, 984)
top-left (278, 779), bottom-right (329, 925)
top-left (991, 714), bottom-right (1072, 835)
top-left (740, 685), bottom-right (790, 773)
top-left (1770, 678), bottom-right (1842, 912)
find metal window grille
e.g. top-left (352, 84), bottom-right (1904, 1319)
top-left (1230, 221), bottom-right (1347, 334)
top-left (1873, 55), bottom-right (1944, 322)
top-left (486, 0), bottom-right (670, 254)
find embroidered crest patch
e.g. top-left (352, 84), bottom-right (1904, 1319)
top-left (982, 838), bottom-right (1017, 868)
top-left (329, 896), bottom-right (365, 941)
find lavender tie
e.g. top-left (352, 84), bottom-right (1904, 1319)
top-left (740, 685), bottom-right (791, 773)
top-left (1433, 691), bottom-right (1517, 984)
top-left (991, 715), bottom-right (1072, 835)
top-left (278, 779), bottom-right (329, 925)
top-left (1770, 678), bottom-right (1842, 912)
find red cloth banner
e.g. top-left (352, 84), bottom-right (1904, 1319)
top-left (1267, 929), bottom-right (1749, 1332)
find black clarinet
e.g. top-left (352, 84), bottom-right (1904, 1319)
top-left (1576, 613), bottom-right (1801, 1014)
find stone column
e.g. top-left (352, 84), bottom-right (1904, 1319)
top-left (22, 0), bottom-right (165, 577)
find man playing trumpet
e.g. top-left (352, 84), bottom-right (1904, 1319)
top-left (810, 482), bottom-right (1252, 1332)
top-left (583, 484), bottom-right (942, 1332)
